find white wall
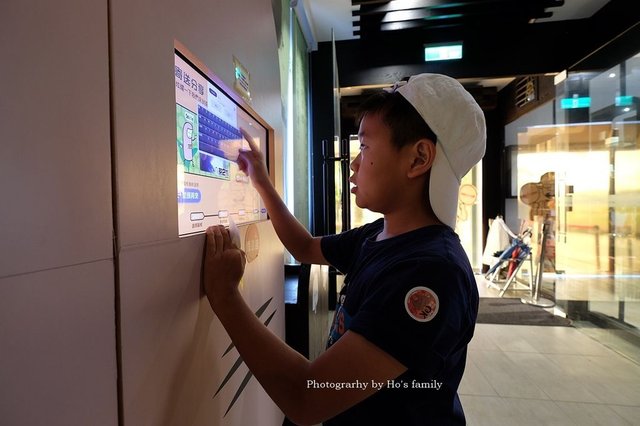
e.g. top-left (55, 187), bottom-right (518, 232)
top-left (1, 0), bottom-right (286, 425)
top-left (0, 1), bottom-right (118, 425)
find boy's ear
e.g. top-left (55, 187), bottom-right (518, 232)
top-left (407, 139), bottom-right (436, 178)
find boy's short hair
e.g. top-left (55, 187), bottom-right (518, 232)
top-left (357, 91), bottom-right (438, 150)
top-left (358, 74), bottom-right (486, 229)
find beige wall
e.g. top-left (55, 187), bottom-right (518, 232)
top-left (1, 0), bottom-right (286, 424)
top-left (0, 1), bottom-right (118, 425)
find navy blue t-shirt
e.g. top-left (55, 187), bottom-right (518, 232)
top-left (320, 219), bottom-right (478, 425)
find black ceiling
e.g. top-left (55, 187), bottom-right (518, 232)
top-left (330, 0), bottom-right (640, 87)
top-left (352, 0), bottom-right (566, 37)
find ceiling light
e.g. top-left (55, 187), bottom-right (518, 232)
top-left (382, 9), bottom-right (425, 22)
top-left (378, 0), bottom-right (448, 13)
top-left (382, 22), bottom-right (411, 31)
top-left (381, 21), bottom-right (424, 31)
top-left (425, 13), bottom-right (462, 20)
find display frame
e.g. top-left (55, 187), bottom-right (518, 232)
top-left (174, 40), bottom-right (274, 237)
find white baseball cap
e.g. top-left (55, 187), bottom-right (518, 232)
top-left (395, 73), bottom-right (486, 228)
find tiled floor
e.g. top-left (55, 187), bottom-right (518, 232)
top-left (460, 323), bottom-right (640, 425)
top-left (465, 274), bottom-right (640, 424)
top-left (477, 271), bottom-right (640, 363)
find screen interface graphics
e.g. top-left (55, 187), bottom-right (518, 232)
top-left (175, 51), bottom-right (268, 237)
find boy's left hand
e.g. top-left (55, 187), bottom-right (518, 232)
top-left (203, 225), bottom-right (247, 309)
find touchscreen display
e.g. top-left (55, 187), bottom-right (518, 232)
top-left (175, 50), bottom-right (268, 237)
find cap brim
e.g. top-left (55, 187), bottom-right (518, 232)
top-left (430, 143), bottom-right (460, 229)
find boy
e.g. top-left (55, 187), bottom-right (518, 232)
top-left (203, 73), bottom-right (486, 425)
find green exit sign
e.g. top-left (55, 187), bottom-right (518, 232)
top-left (615, 96), bottom-right (633, 106)
top-left (561, 97), bottom-right (591, 109)
top-left (424, 43), bottom-right (462, 62)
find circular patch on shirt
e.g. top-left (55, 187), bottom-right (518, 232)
top-left (404, 286), bottom-right (439, 322)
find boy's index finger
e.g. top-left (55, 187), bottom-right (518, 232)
top-left (240, 128), bottom-right (260, 152)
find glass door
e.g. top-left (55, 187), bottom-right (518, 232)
top-left (515, 65), bottom-right (640, 336)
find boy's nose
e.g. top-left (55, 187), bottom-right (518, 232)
top-left (350, 153), bottom-right (360, 172)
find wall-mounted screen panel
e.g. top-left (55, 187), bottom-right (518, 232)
top-left (175, 46), bottom-right (269, 237)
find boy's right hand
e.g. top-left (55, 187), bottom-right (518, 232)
top-left (237, 128), bottom-right (270, 189)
